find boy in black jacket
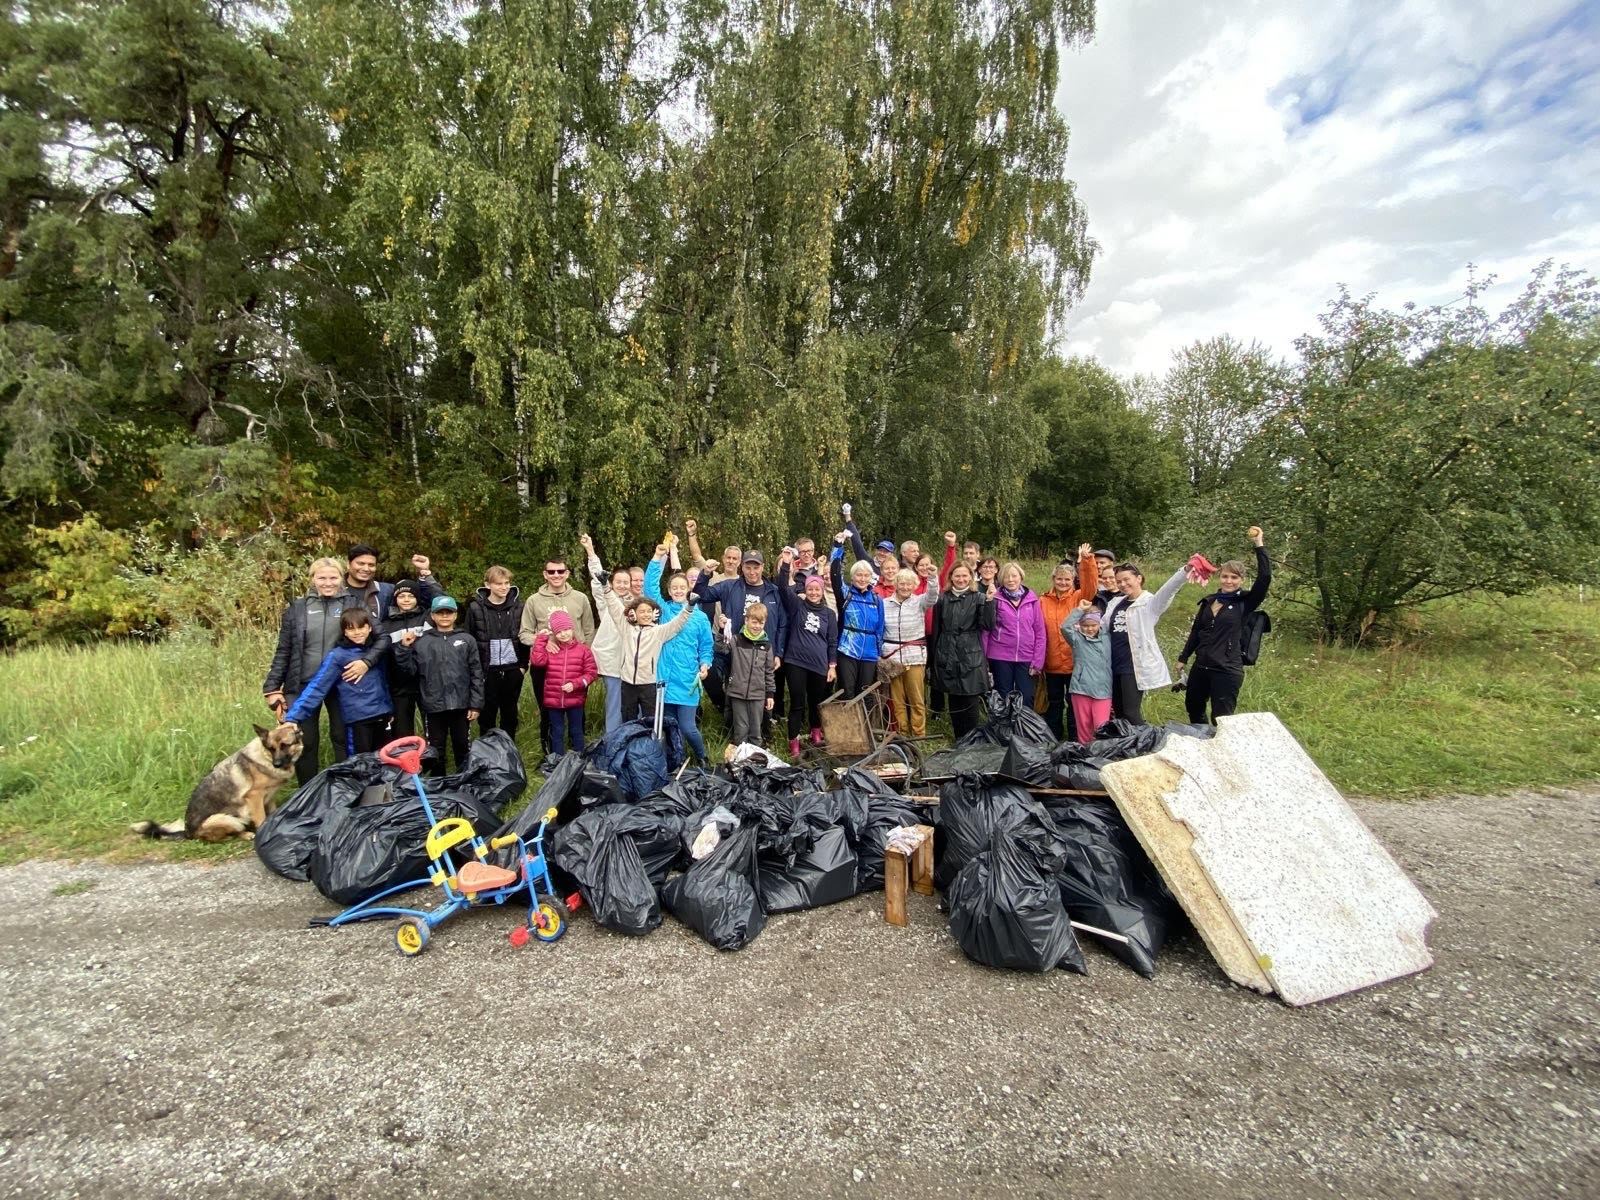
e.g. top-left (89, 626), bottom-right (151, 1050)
top-left (466, 565), bottom-right (528, 740)
top-left (396, 596), bottom-right (484, 774)
top-left (380, 580), bottom-right (432, 737)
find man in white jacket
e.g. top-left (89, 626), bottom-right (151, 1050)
top-left (1100, 560), bottom-right (1192, 724)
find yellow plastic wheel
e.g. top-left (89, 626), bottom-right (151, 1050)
top-left (533, 900), bottom-right (566, 943)
top-left (395, 918), bottom-right (429, 956)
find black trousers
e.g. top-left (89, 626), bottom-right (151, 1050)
top-left (480, 667), bottom-right (523, 738)
top-left (769, 656), bottom-right (787, 719)
top-left (526, 665), bottom-right (552, 752)
top-left (390, 689), bottom-right (419, 739)
top-left (347, 716), bottom-right (391, 755)
top-left (949, 693), bottom-right (981, 739)
top-left (287, 694), bottom-right (347, 785)
top-left (836, 654), bottom-right (874, 701)
top-left (1185, 665), bottom-right (1244, 725)
top-left (620, 681), bottom-right (659, 725)
top-left (1044, 671), bottom-right (1075, 741)
top-left (784, 664), bottom-right (828, 738)
top-left (424, 709), bottom-right (470, 775)
top-left (1111, 673), bottom-right (1144, 725)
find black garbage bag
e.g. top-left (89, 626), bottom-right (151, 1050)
top-left (663, 824), bottom-right (767, 951)
top-left (549, 806), bottom-right (664, 935)
top-left (654, 769), bottom-right (743, 816)
top-left (587, 718), bottom-right (684, 801)
top-left (917, 742), bottom-right (1008, 781)
top-left (261, 731), bottom-right (526, 888)
top-left (1086, 720), bottom-right (1168, 758)
top-left (1051, 758), bottom-right (1106, 790)
top-left (728, 760), bottom-right (829, 799)
top-left (1037, 796), bottom-right (1174, 977)
top-left (946, 826), bottom-right (1086, 974)
top-left (754, 788), bottom-right (860, 912)
top-left (998, 737), bottom-right (1055, 787)
top-left (934, 774), bottom-right (1040, 892)
top-left (835, 767), bottom-right (935, 892)
top-left (953, 690), bottom-right (1057, 749)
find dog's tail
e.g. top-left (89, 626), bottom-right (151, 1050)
top-left (129, 819), bottom-right (188, 840)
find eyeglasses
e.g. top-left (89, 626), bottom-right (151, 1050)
top-left (544, 568), bottom-right (568, 576)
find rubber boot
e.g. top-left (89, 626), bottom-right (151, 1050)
top-left (810, 727), bottom-right (824, 747)
top-left (789, 737), bottom-right (802, 759)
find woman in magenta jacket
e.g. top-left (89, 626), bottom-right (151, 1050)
top-left (982, 561), bottom-right (1046, 700)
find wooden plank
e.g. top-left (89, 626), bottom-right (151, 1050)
top-left (911, 824), bottom-right (935, 895)
top-left (884, 849), bottom-right (909, 927)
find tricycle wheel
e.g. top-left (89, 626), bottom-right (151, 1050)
top-left (395, 918), bottom-right (429, 957)
top-left (533, 894), bottom-right (566, 943)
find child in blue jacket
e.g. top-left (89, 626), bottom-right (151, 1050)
top-left (284, 608), bottom-right (394, 754)
top-left (645, 554), bottom-right (716, 763)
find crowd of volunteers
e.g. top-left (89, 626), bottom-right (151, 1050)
top-left (264, 520), bottom-right (1270, 778)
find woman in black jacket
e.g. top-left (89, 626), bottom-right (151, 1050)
top-left (1175, 527), bottom-right (1270, 724)
top-left (931, 563), bottom-right (997, 738)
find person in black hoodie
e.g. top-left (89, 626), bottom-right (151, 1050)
top-left (379, 579), bottom-right (431, 737)
top-left (466, 565), bottom-right (528, 740)
top-left (1175, 527), bottom-right (1271, 724)
top-left (395, 596), bottom-right (484, 774)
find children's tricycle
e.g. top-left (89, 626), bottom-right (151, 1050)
top-left (322, 736), bottom-right (568, 956)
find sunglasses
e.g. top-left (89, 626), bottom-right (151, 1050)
top-left (544, 568), bottom-right (569, 576)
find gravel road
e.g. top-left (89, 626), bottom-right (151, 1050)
top-left (1, 786), bottom-right (1596, 1199)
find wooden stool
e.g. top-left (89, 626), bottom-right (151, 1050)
top-left (884, 824), bottom-right (935, 926)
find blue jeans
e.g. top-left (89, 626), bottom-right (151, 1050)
top-left (668, 702), bottom-right (706, 762)
top-left (988, 658), bottom-right (1033, 700)
top-left (601, 675), bottom-right (623, 736)
top-left (550, 706), bottom-right (586, 755)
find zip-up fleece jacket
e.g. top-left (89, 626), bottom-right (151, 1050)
top-left (774, 563), bottom-right (838, 676)
top-left (528, 634), bottom-right (599, 710)
top-left (586, 556), bottom-right (624, 678)
top-left (982, 587), bottom-right (1047, 671)
top-left (518, 583), bottom-right (597, 647)
top-left (394, 625), bottom-right (485, 713)
top-left (603, 588), bottom-right (693, 686)
top-left (379, 601), bottom-right (430, 694)
top-left (1062, 610), bottom-right (1113, 700)
top-left (1039, 551), bottom-right (1100, 675)
top-left (467, 586), bottom-right (529, 670)
top-left (881, 576), bottom-right (940, 666)
top-left (829, 548), bottom-right (885, 662)
top-left (726, 631), bottom-right (776, 701)
top-left (284, 641), bottom-right (395, 726)
top-left (1102, 566), bottom-right (1189, 691)
top-left (265, 592), bottom-right (385, 698)
top-left (1178, 546), bottom-right (1271, 673)
top-left (644, 560), bottom-right (716, 706)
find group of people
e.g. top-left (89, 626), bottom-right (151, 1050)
top-left (262, 521), bottom-right (1270, 780)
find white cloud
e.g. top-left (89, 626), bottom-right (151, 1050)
top-left (1055, 0), bottom-right (1600, 375)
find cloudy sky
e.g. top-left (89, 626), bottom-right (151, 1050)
top-left (1054, 0), bottom-right (1600, 376)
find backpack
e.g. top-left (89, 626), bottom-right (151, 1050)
top-left (1241, 608), bottom-right (1272, 666)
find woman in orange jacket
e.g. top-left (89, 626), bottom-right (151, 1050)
top-left (1037, 543), bottom-right (1101, 740)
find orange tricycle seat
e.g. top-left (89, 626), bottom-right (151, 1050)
top-left (458, 861), bottom-right (520, 893)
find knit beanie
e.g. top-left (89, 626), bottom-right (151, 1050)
top-left (549, 609), bottom-right (575, 634)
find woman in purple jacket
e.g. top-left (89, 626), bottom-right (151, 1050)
top-left (982, 562), bottom-right (1046, 700)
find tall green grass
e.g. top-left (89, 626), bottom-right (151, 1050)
top-left (1, 578), bottom-right (1596, 863)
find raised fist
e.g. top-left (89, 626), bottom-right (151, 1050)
top-left (685, 518), bottom-right (698, 537)
top-left (578, 532), bottom-right (594, 552)
top-left (944, 530), bottom-right (958, 546)
top-left (411, 554), bottom-right (431, 576)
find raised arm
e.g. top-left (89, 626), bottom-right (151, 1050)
top-left (1244, 529), bottom-right (1271, 610)
top-left (939, 531), bottom-right (957, 588)
top-left (1149, 564), bottom-right (1190, 620)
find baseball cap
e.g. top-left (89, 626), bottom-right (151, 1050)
top-left (430, 595), bottom-right (458, 612)
top-left (874, 540), bottom-right (896, 553)
top-left (741, 550), bottom-right (764, 566)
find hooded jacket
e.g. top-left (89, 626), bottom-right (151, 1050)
top-left (1178, 545), bottom-right (1272, 673)
top-left (982, 586), bottom-right (1047, 671)
top-left (603, 588), bottom-right (694, 685)
top-left (284, 640), bottom-right (394, 726)
top-left (1102, 566), bottom-right (1189, 691)
top-left (518, 582), bottom-right (597, 647)
top-left (774, 562), bottom-right (838, 677)
top-left (1039, 551), bottom-right (1100, 675)
top-left (644, 559), bottom-right (716, 706)
top-left (726, 629), bottom-right (776, 701)
top-left (393, 624), bottom-right (485, 713)
top-left (586, 555), bottom-right (624, 678)
top-left (467, 585), bottom-right (529, 670)
top-left (528, 633), bottom-right (599, 710)
top-left (931, 587), bottom-right (996, 696)
top-left (379, 595), bottom-right (431, 694)
top-left (1062, 610), bottom-right (1113, 700)
top-left (829, 548), bottom-right (886, 662)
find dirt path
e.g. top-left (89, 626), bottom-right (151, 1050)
top-left (1, 787), bottom-right (1596, 1199)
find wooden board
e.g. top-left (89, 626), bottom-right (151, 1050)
top-left (1102, 712), bottom-right (1437, 1005)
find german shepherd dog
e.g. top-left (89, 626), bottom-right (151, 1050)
top-left (131, 723), bottom-right (304, 842)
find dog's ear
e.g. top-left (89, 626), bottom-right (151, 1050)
top-left (253, 723), bottom-right (271, 741)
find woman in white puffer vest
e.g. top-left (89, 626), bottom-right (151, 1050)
top-left (879, 563), bottom-right (941, 737)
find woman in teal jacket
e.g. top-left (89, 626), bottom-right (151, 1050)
top-left (644, 554), bottom-right (715, 763)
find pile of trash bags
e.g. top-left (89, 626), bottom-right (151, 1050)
top-left (547, 759), bottom-right (934, 950)
top-left (255, 730), bottom-right (526, 905)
